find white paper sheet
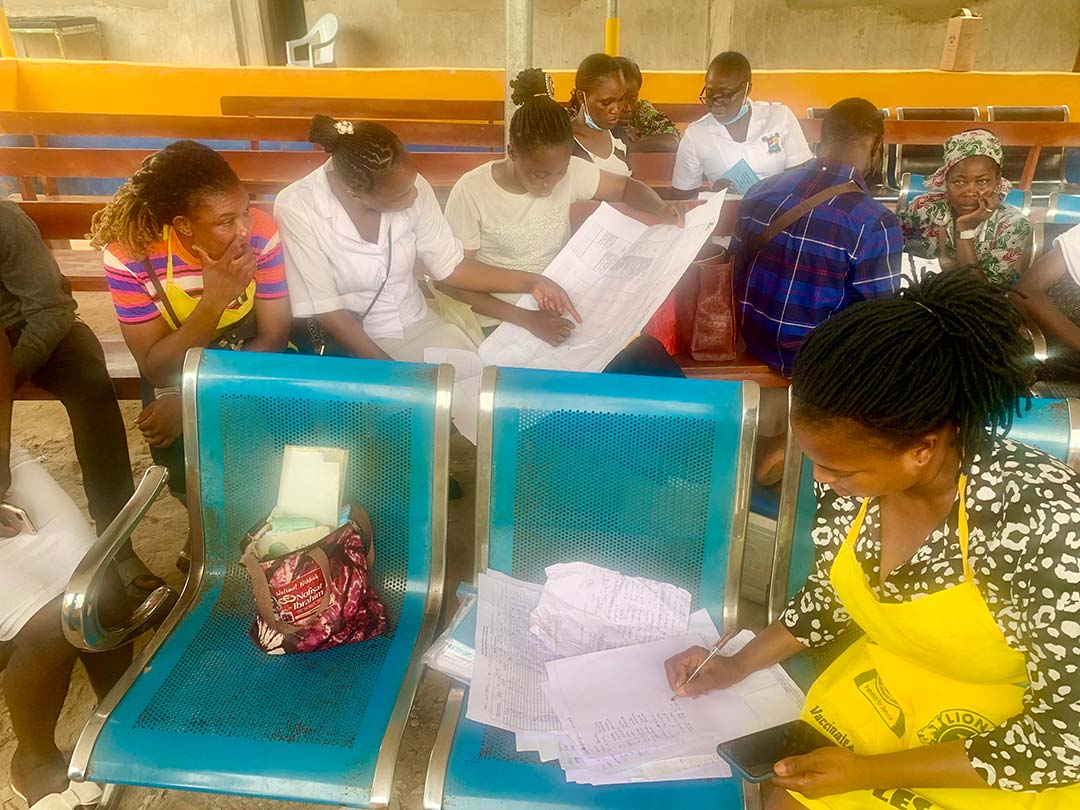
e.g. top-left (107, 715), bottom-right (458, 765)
top-left (423, 347), bottom-right (483, 444)
top-left (901, 253), bottom-right (941, 287)
top-left (529, 562), bottom-right (692, 658)
top-left (478, 193), bottom-right (727, 373)
top-left (545, 625), bottom-right (804, 760)
top-left (274, 446), bottom-right (348, 528)
top-left (466, 571), bottom-right (564, 733)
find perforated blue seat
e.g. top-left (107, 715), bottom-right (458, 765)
top-left (69, 349), bottom-right (452, 808)
top-left (424, 367), bottom-right (759, 810)
top-left (768, 396), bottom-right (1080, 689)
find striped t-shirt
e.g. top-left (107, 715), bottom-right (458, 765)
top-left (105, 208), bottom-right (288, 325)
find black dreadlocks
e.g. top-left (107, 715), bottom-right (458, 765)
top-left (791, 271), bottom-right (1030, 470)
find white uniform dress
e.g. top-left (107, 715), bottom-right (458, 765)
top-left (274, 161), bottom-right (475, 361)
top-left (672, 101), bottom-right (813, 192)
top-left (0, 445), bottom-right (96, 641)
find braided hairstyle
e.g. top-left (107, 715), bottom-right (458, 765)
top-left (90, 140), bottom-right (240, 257)
top-left (568, 52), bottom-right (623, 116)
top-left (508, 68), bottom-right (572, 154)
top-left (791, 271), bottom-right (1030, 470)
top-left (308, 114), bottom-right (408, 195)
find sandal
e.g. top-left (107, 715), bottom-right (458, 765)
top-left (13, 779), bottom-right (104, 809)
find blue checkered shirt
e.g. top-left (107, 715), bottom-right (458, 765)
top-left (732, 159), bottom-right (903, 377)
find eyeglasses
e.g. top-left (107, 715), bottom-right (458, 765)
top-left (699, 85), bottom-right (745, 109)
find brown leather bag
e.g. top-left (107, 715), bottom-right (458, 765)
top-left (674, 181), bottom-right (863, 362)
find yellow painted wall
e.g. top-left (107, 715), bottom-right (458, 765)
top-left (8, 58), bottom-right (1080, 118)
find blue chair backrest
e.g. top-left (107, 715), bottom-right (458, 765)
top-left (476, 366), bottom-right (758, 631)
top-left (770, 396), bottom-right (1079, 622)
top-left (1049, 193), bottom-right (1080, 225)
top-left (185, 348), bottom-right (448, 621)
top-left (898, 173), bottom-right (1030, 216)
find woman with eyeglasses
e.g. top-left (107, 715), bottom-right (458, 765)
top-left (672, 51), bottom-right (812, 198)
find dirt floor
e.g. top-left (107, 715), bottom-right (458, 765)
top-left (0, 292), bottom-right (477, 810)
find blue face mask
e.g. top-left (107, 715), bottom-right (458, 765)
top-left (716, 85), bottom-right (751, 126)
top-left (582, 95), bottom-right (605, 131)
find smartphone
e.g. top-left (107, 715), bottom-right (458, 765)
top-left (0, 503), bottom-right (36, 535)
top-left (717, 720), bottom-right (836, 783)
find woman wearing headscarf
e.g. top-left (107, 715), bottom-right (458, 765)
top-left (899, 129), bottom-right (1032, 288)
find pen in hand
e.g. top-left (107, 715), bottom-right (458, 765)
top-left (670, 629), bottom-right (739, 701)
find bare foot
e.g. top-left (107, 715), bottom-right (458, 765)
top-left (10, 745), bottom-right (68, 805)
top-left (755, 433), bottom-right (788, 487)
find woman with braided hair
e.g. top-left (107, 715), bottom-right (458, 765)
top-left (94, 140), bottom-right (292, 501)
top-left (442, 68), bottom-right (682, 347)
top-left (275, 114), bottom-right (577, 362)
top-left (667, 272), bottom-right (1080, 808)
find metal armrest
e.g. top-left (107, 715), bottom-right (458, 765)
top-left (423, 684), bottom-right (464, 810)
top-left (62, 466), bottom-right (172, 652)
top-left (1020, 311), bottom-right (1049, 363)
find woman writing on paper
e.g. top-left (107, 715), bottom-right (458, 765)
top-left (665, 272), bottom-right (1080, 808)
top-left (671, 52), bottom-right (812, 198)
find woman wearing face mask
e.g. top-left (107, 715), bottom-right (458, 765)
top-left (275, 115), bottom-right (577, 361)
top-left (441, 69), bottom-right (682, 346)
top-left (672, 51), bottom-right (812, 198)
top-left (569, 53), bottom-right (633, 177)
top-left (900, 129), bottom-right (1032, 289)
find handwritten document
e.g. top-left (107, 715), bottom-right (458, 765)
top-left (478, 193), bottom-right (726, 373)
top-left (544, 614), bottom-right (804, 765)
top-left (529, 562), bottom-right (692, 658)
top-left (466, 571), bottom-right (564, 733)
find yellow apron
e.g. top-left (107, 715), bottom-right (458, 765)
top-left (156, 226), bottom-right (256, 332)
top-left (793, 475), bottom-right (1080, 809)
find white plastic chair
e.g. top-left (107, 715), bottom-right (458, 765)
top-left (285, 13), bottom-right (338, 67)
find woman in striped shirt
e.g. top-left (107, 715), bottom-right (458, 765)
top-left (92, 140), bottom-right (292, 501)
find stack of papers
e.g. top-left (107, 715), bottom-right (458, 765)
top-left (422, 587), bottom-right (479, 684)
top-left (530, 562), bottom-right (692, 658)
top-left (461, 564), bottom-right (807, 787)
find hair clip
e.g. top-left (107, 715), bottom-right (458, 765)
top-left (334, 120), bottom-right (355, 136)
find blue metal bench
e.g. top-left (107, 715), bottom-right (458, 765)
top-left (63, 348), bottom-right (453, 808)
top-left (1048, 192), bottom-right (1080, 224)
top-left (424, 366), bottom-right (761, 810)
top-left (768, 395), bottom-right (1080, 689)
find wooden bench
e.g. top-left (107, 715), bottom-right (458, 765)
top-left (0, 110), bottom-right (503, 150)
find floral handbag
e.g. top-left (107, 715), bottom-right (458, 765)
top-left (239, 505), bottom-right (388, 655)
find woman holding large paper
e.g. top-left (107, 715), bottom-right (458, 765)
top-left (671, 52), bottom-right (812, 197)
top-left (442, 68), bottom-right (681, 346)
top-left (275, 115), bottom-right (579, 361)
top-left (666, 272), bottom-right (1080, 808)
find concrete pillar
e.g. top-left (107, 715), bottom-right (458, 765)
top-left (605, 0), bottom-right (619, 56)
top-left (0, 2), bottom-right (16, 58)
top-left (505, 0), bottom-right (533, 145)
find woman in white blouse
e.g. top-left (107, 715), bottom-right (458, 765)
top-left (274, 115), bottom-right (576, 361)
top-left (672, 51), bottom-right (813, 198)
top-left (569, 53), bottom-right (633, 177)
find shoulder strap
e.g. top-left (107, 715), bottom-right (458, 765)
top-left (747, 180), bottom-right (861, 258)
top-left (142, 258), bottom-right (183, 330)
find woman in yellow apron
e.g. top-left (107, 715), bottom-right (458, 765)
top-left (666, 270), bottom-right (1080, 808)
top-left (91, 140), bottom-right (294, 503)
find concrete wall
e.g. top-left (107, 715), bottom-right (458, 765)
top-left (5, 0), bottom-right (241, 65)
top-left (303, 0), bottom-right (730, 71)
top-left (736, 0), bottom-right (1080, 71)
top-left (305, 0), bottom-right (1078, 72)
